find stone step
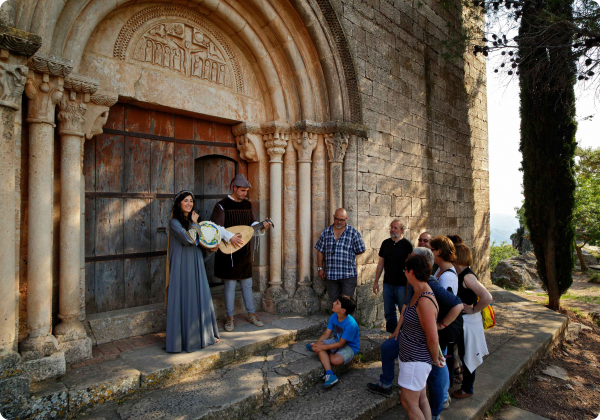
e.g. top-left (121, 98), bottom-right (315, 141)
top-left (5, 314), bottom-right (334, 419)
top-left (253, 361), bottom-right (403, 420)
top-left (82, 329), bottom-right (389, 420)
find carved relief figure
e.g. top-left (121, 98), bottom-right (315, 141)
top-left (131, 21), bottom-right (231, 88)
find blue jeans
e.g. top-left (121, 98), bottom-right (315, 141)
top-left (427, 347), bottom-right (449, 416)
top-left (223, 278), bottom-right (255, 317)
top-left (383, 284), bottom-right (406, 333)
top-left (379, 337), bottom-right (400, 386)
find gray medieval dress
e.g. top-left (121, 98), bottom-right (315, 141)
top-left (166, 219), bottom-right (220, 352)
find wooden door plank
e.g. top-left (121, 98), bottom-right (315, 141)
top-left (151, 198), bottom-right (171, 252)
top-left (85, 197), bottom-right (96, 257)
top-left (174, 114), bottom-right (194, 140)
top-left (94, 260), bottom-right (124, 312)
top-left (84, 138), bottom-right (96, 192)
top-left (174, 143), bottom-right (193, 192)
top-left (123, 198), bottom-right (151, 253)
top-left (95, 198), bottom-right (124, 255)
top-left (151, 110), bottom-right (174, 137)
top-left (150, 256), bottom-right (166, 304)
top-left (214, 123), bottom-right (234, 144)
top-left (203, 156), bottom-right (222, 195)
top-left (85, 262), bottom-right (96, 314)
top-left (194, 120), bottom-right (214, 142)
top-left (150, 141), bottom-right (174, 193)
top-left (95, 134), bottom-right (124, 192)
top-left (125, 104), bottom-right (151, 134)
top-left (124, 136), bottom-right (151, 193)
top-left (105, 103), bottom-right (125, 130)
top-left (124, 258), bottom-right (150, 307)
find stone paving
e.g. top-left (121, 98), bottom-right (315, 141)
top-left (3, 287), bottom-right (568, 419)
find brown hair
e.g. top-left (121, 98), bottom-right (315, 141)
top-left (430, 235), bottom-right (456, 262)
top-left (447, 235), bottom-right (463, 245)
top-left (405, 254), bottom-right (432, 282)
top-left (454, 243), bottom-right (473, 266)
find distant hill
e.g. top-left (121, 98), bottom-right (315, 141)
top-left (491, 213), bottom-right (520, 245)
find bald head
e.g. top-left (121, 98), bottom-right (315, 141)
top-left (333, 208), bottom-right (348, 230)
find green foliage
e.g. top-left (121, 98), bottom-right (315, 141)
top-left (486, 391), bottom-right (518, 416)
top-left (589, 273), bottom-right (599, 283)
top-left (573, 147), bottom-right (600, 249)
top-left (518, 0), bottom-right (577, 309)
top-left (562, 292), bottom-right (600, 305)
top-left (490, 241), bottom-right (519, 272)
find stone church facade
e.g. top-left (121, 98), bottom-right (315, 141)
top-left (0, 0), bottom-right (489, 393)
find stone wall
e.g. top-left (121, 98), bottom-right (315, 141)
top-left (333, 0), bottom-right (490, 325)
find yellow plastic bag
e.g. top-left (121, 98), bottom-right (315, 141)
top-left (482, 304), bottom-right (496, 329)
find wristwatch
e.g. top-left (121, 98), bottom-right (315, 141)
top-left (317, 267), bottom-right (323, 271)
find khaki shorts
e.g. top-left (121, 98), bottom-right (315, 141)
top-left (323, 338), bottom-right (355, 365)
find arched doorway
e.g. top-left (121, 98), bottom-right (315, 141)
top-left (84, 103), bottom-right (247, 314)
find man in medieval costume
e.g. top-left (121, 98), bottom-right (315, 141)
top-left (210, 174), bottom-right (271, 332)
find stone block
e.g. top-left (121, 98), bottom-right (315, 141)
top-left (22, 352), bottom-right (66, 383)
top-left (392, 196), bottom-right (412, 217)
top-left (270, 315), bottom-right (328, 340)
top-left (0, 374), bottom-right (29, 400)
top-left (369, 193), bottom-right (391, 216)
top-left (290, 289), bottom-right (321, 316)
top-left (87, 304), bottom-right (166, 345)
top-left (61, 359), bottom-right (140, 413)
top-left (361, 172), bottom-right (377, 192)
top-left (220, 325), bottom-right (292, 360)
top-left (367, 156), bottom-right (386, 175)
top-left (58, 336), bottom-right (92, 365)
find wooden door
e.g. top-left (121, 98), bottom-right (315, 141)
top-left (84, 103), bottom-right (247, 314)
top-left (195, 155), bottom-right (237, 286)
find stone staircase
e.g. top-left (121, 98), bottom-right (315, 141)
top-left (3, 314), bottom-right (389, 419)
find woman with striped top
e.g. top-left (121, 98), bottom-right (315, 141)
top-left (399, 255), bottom-right (446, 420)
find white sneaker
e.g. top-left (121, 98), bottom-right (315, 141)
top-left (224, 317), bottom-right (235, 332)
top-left (443, 396), bottom-right (451, 409)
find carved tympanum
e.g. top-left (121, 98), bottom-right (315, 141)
top-left (132, 22), bottom-right (230, 87)
top-left (114, 6), bottom-right (243, 93)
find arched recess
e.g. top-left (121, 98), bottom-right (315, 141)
top-left (20, 0), bottom-right (363, 128)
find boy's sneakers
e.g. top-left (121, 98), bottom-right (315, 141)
top-left (443, 396), bottom-right (451, 408)
top-left (322, 373), bottom-right (338, 388)
top-left (366, 382), bottom-right (393, 397)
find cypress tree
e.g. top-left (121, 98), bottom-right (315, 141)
top-left (518, 0), bottom-right (577, 309)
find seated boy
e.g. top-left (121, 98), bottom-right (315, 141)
top-left (306, 295), bottom-right (360, 388)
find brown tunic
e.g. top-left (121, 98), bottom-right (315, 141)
top-left (210, 197), bottom-right (257, 279)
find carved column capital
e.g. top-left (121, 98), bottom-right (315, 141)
top-left (57, 91), bottom-right (87, 136)
top-left (325, 132), bottom-right (349, 163)
top-left (0, 24), bottom-right (42, 57)
top-left (28, 52), bottom-right (73, 78)
top-left (0, 59), bottom-right (27, 110)
top-left (292, 131), bottom-right (318, 163)
top-left (25, 72), bottom-right (64, 125)
top-left (57, 85), bottom-right (117, 139)
top-left (236, 134), bottom-right (258, 162)
top-left (263, 131), bottom-right (288, 163)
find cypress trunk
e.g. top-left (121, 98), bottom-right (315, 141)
top-left (518, 0), bottom-right (577, 310)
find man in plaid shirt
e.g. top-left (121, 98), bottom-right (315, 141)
top-left (315, 208), bottom-right (366, 302)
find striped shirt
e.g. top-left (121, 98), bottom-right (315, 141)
top-left (399, 292), bottom-right (438, 364)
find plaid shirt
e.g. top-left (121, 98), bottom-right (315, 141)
top-left (314, 224), bottom-right (366, 280)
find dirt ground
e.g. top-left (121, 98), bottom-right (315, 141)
top-left (488, 270), bottom-right (600, 420)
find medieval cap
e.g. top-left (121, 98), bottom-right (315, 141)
top-left (231, 174), bottom-right (252, 188)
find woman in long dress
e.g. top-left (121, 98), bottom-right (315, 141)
top-left (165, 190), bottom-right (233, 353)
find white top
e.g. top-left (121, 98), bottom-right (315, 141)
top-left (435, 266), bottom-right (458, 295)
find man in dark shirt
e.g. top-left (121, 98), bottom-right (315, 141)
top-left (372, 220), bottom-right (413, 333)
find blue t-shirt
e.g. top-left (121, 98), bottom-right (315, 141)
top-left (327, 314), bottom-right (360, 354)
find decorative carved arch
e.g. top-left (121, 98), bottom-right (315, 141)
top-left (113, 4), bottom-right (244, 95)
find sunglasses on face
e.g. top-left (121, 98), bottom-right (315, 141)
top-left (418, 238), bottom-right (429, 243)
top-left (334, 217), bottom-right (347, 222)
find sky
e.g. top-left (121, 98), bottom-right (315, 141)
top-left (487, 64), bottom-right (600, 217)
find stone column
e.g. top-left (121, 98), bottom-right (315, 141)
top-left (0, 24), bottom-right (41, 399)
top-left (0, 54), bottom-right (28, 356)
top-left (343, 135), bottom-right (359, 227)
top-left (311, 135), bottom-right (327, 300)
top-left (291, 131), bottom-right (320, 314)
top-left (54, 76), bottom-right (115, 364)
top-left (19, 53), bottom-right (72, 381)
top-left (325, 132), bottom-right (349, 221)
top-left (282, 138), bottom-right (297, 298)
top-left (262, 130), bottom-right (290, 314)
